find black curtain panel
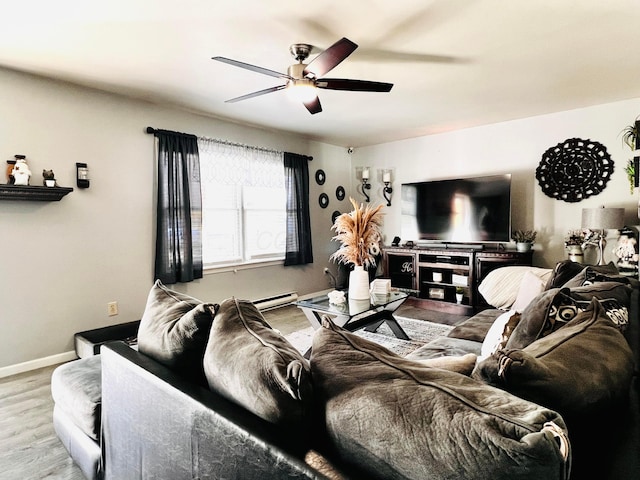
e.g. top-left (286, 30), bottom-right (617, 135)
top-left (283, 152), bottom-right (313, 266)
top-left (153, 129), bottom-right (203, 283)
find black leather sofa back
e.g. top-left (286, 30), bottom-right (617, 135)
top-left (101, 342), bottom-right (332, 480)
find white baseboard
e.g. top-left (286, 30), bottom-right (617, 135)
top-left (298, 288), bottom-right (332, 300)
top-left (0, 351), bottom-right (77, 379)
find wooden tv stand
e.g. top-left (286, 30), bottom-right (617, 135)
top-left (382, 245), bottom-right (533, 314)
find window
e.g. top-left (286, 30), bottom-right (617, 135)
top-left (198, 139), bottom-right (286, 268)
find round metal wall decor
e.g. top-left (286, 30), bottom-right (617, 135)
top-left (315, 169), bottom-right (326, 185)
top-left (318, 193), bottom-right (329, 208)
top-left (535, 137), bottom-right (614, 203)
top-left (331, 210), bottom-right (341, 224)
top-left (336, 185), bottom-right (345, 201)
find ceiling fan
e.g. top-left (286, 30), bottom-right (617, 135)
top-left (212, 37), bottom-right (393, 114)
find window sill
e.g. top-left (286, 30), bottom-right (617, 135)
top-left (204, 259), bottom-right (284, 274)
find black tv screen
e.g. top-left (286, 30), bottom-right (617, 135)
top-left (401, 174), bottom-right (512, 244)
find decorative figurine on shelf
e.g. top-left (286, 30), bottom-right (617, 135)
top-left (613, 227), bottom-right (639, 277)
top-left (11, 156), bottom-right (31, 186)
top-left (42, 169), bottom-right (57, 187)
top-left (6, 160), bottom-right (16, 184)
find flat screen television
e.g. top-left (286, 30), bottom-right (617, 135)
top-left (401, 174), bottom-right (512, 244)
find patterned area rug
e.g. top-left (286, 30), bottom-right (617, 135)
top-left (285, 316), bottom-right (454, 357)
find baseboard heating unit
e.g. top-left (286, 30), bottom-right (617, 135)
top-left (254, 292), bottom-right (299, 311)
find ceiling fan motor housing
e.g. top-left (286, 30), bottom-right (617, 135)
top-left (288, 63), bottom-right (309, 80)
top-left (289, 43), bottom-right (312, 62)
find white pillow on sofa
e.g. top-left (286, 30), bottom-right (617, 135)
top-left (478, 267), bottom-right (552, 310)
top-left (511, 270), bottom-right (548, 312)
top-left (478, 310), bottom-right (519, 362)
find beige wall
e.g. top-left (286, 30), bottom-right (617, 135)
top-left (0, 68), bottom-right (350, 370)
top-left (2, 65), bottom-right (639, 371)
top-left (353, 100), bottom-right (640, 268)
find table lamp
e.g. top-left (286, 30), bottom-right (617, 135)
top-left (581, 206), bottom-right (624, 265)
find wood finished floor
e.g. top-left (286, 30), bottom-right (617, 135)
top-left (0, 364), bottom-right (84, 480)
top-left (0, 302), bottom-right (467, 479)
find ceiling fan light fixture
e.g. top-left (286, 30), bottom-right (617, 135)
top-left (287, 78), bottom-right (317, 103)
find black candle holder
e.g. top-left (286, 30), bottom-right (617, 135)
top-left (383, 181), bottom-right (393, 206)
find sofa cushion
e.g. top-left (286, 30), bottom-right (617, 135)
top-left (203, 297), bottom-right (313, 432)
top-left (447, 308), bottom-right (502, 342)
top-left (137, 279), bottom-right (218, 384)
top-left (506, 288), bottom-right (579, 350)
top-left (406, 336), bottom-right (483, 361)
top-left (51, 355), bottom-right (102, 441)
top-left (566, 281), bottom-right (632, 305)
top-left (473, 298), bottom-right (634, 419)
top-left (478, 267), bottom-right (552, 310)
top-left (544, 260), bottom-right (586, 290)
top-left (311, 319), bottom-right (571, 480)
top-left (561, 265), bottom-right (629, 288)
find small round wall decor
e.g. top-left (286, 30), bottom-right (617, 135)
top-left (331, 210), bottom-right (341, 224)
top-left (315, 169), bottom-right (326, 185)
top-left (318, 193), bottom-right (329, 208)
top-left (535, 137), bottom-right (614, 203)
top-left (336, 185), bottom-right (345, 201)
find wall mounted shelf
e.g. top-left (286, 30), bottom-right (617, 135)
top-left (0, 184), bottom-right (73, 201)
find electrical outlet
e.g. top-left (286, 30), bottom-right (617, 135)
top-left (107, 301), bottom-right (119, 316)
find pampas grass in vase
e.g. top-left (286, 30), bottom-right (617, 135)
top-left (330, 198), bottom-right (384, 300)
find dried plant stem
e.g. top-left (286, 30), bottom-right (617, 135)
top-left (330, 197), bottom-right (384, 268)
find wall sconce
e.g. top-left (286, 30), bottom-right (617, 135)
top-left (358, 166), bottom-right (371, 202)
top-left (382, 169), bottom-right (393, 206)
top-left (581, 206), bottom-right (624, 265)
top-left (76, 162), bottom-right (90, 189)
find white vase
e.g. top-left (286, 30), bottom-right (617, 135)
top-left (516, 242), bottom-right (532, 252)
top-left (348, 265), bottom-right (370, 300)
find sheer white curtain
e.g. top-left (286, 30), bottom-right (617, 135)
top-left (198, 138), bottom-right (286, 266)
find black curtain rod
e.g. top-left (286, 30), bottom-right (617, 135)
top-left (145, 126), bottom-right (312, 161)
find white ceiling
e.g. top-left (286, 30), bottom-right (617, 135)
top-left (3, 0), bottom-right (640, 147)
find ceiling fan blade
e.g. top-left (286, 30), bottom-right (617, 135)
top-left (212, 56), bottom-right (292, 80)
top-left (303, 95), bottom-right (322, 114)
top-left (225, 85), bottom-right (287, 103)
top-left (354, 48), bottom-right (465, 64)
top-left (303, 37), bottom-right (357, 78)
top-left (316, 78), bottom-right (393, 92)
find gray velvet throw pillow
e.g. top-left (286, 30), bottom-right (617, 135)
top-left (137, 280), bottom-right (218, 383)
top-left (473, 298), bottom-right (633, 419)
top-left (311, 319), bottom-right (571, 480)
top-left (203, 297), bottom-right (313, 432)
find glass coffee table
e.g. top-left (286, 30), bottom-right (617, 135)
top-left (295, 291), bottom-right (410, 340)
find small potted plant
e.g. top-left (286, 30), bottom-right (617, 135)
top-left (625, 159), bottom-right (636, 194)
top-left (621, 117), bottom-right (639, 151)
top-left (455, 286), bottom-right (464, 304)
top-left (511, 230), bottom-right (537, 252)
top-left (564, 229), bottom-right (586, 262)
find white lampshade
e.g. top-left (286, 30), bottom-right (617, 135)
top-left (581, 207), bottom-right (624, 230)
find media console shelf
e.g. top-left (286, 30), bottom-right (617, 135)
top-left (0, 184), bottom-right (73, 201)
top-left (383, 245), bottom-right (533, 314)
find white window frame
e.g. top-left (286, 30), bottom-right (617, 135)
top-left (198, 139), bottom-right (286, 271)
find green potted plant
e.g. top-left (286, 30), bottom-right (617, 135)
top-left (455, 286), bottom-right (464, 304)
top-left (625, 159), bottom-right (636, 194)
top-left (621, 117), bottom-right (639, 151)
top-left (512, 229), bottom-right (537, 252)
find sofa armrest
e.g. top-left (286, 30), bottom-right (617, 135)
top-left (101, 341), bottom-right (329, 480)
top-left (75, 320), bottom-right (140, 358)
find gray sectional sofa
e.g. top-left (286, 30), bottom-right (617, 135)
top-left (51, 261), bottom-right (639, 479)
